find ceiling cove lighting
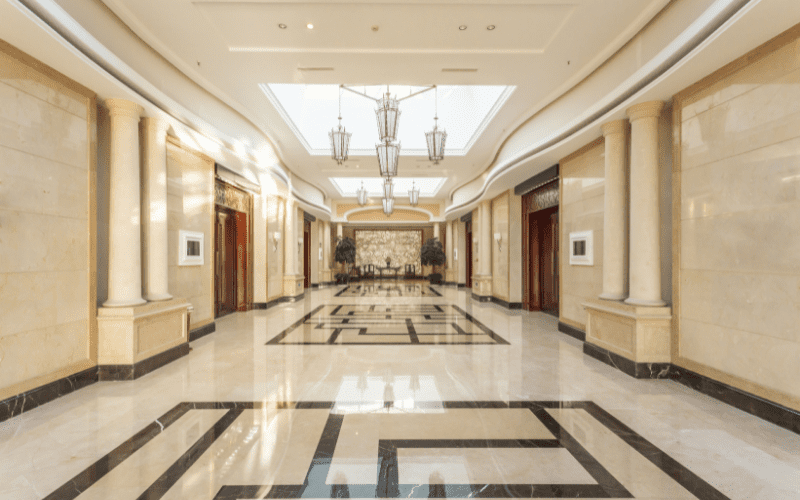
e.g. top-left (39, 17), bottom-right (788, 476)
top-left (408, 180), bottom-right (420, 206)
top-left (425, 86), bottom-right (447, 165)
top-left (356, 181), bottom-right (368, 206)
top-left (329, 177), bottom-right (446, 198)
top-left (329, 86), bottom-right (351, 165)
top-left (382, 197), bottom-right (395, 216)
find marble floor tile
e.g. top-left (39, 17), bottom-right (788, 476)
top-left (1, 283), bottom-right (799, 500)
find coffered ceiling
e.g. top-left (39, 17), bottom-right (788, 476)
top-left (99, 0), bottom-right (670, 201)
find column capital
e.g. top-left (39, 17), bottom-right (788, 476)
top-left (141, 116), bottom-right (170, 135)
top-left (104, 98), bottom-right (143, 120)
top-left (601, 119), bottom-right (629, 137)
top-left (626, 101), bottom-right (665, 122)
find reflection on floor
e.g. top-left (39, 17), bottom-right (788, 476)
top-left (266, 303), bottom-right (510, 345)
top-left (3, 285), bottom-right (800, 500)
top-left (335, 283), bottom-right (443, 297)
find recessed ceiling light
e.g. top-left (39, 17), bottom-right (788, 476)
top-left (459, 25), bottom-right (467, 31)
top-left (487, 25), bottom-right (495, 30)
top-left (307, 23), bottom-right (314, 29)
top-left (278, 23), bottom-right (287, 29)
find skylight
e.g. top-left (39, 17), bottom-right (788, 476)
top-left (330, 177), bottom-right (446, 198)
top-left (261, 84), bottom-right (514, 156)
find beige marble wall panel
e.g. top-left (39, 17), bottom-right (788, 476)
top-left (310, 220), bottom-right (319, 284)
top-left (681, 67), bottom-right (800, 172)
top-left (559, 141), bottom-right (605, 330)
top-left (0, 44), bottom-right (95, 395)
top-left (509, 193), bottom-right (523, 303)
top-left (491, 192), bottom-right (510, 301)
top-left (166, 141), bottom-right (214, 328)
top-left (253, 193), bottom-right (267, 303)
top-left (267, 195), bottom-right (284, 300)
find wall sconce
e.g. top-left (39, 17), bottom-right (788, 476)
top-left (494, 232), bottom-right (502, 251)
top-left (297, 236), bottom-right (304, 248)
top-left (272, 231), bottom-right (281, 252)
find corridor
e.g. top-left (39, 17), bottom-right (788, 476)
top-left (2, 285), bottom-right (798, 500)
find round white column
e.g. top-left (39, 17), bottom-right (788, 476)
top-left (141, 117), bottom-right (172, 301)
top-left (625, 101), bottom-right (666, 307)
top-left (433, 223), bottom-right (440, 240)
top-left (336, 223), bottom-right (343, 239)
top-left (480, 201), bottom-right (492, 276)
top-left (104, 99), bottom-right (147, 307)
top-left (599, 119), bottom-right (629, 301)
top-left (323, 221), bottom-right (331, 271)
top-left (285, 199), bottom-right (296, 275)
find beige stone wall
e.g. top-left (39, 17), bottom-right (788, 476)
top-left (509, 193), bottom-right (523, 304)
top-left (559, 140), bottom-right (605, 331)
top-left (266, 196), bottom-right (284, 300)
top-left (310, 219), bottom-right (320, 285)
top-left (0, 42), bottom-right (97, 398)
top-left (673, 27), bottom-right (800, 410)
top-left (166, 138), bottom-right (214, 329)
top-left (253, 192), bottom-right (268, 303)
top-left (491, 192), bottom-right (510, 301)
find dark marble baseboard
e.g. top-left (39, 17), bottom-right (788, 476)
top-left (457, 283), bottom-right (466, 288)
top-left (0, 367), bottom-right (98, 423)
top-left (488, 296), bottom-right (523, 309)
top-left (671, 364), bottom-right (800, 435)
top-left (471, 293), bottom-right (492, 303)
top-left (557, 321), bottom-right (586, 342)
top-left (254, 293), bottom-right (306, 311)
top-left (284, 293), bottom-right (305, 303)
top-left (583, 342), bottom-right (672, 380)
top-left (189, 322), bottom-right (216, 342)
top-left (98, 343), bottom-right (190, 382)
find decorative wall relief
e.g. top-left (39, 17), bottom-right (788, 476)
top-left (524, 180), bottom-right (559, 214)
top-left (355, 230), bottom-right (422, 270)
top-left (215, 180), bottom-right (251, 213)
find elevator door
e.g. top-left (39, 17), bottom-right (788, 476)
top-left (526, 206), bottom-right (559, 315)
top-left (215, 208), bottom-right (237, 317)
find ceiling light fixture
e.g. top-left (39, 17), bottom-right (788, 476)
top-left (376, 140), bottom-right (399, 178)
top-left (408, 180), bottom-right (420, 206)
top-left (425, 86), bottom-right (447, 165)
top-left (307, 23), bottom-right (314, 29)
top-left (278, 24), bottom-right (287, 29)
top-left (356, 181), bottom-right (368, 206)
top-left (459, 25), bottom-right (467, 30)
top-left (383, 178), bottom-right (394, 199)
top-left (382, 197), bottom-right (395, 216)
top-left (328, 86), bottom-right (351, 165)
top-left (487, 25), bottom-right (495, 30)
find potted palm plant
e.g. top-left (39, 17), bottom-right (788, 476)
top-left (420, 237), bottom-right (446, 285)
top-left (334, 236), bottom-right (356, 284)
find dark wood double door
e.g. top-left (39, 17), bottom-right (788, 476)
top-left (523, 181), bottom-right (559, 315)
top-left (215, 205), bottom-right (249, 317)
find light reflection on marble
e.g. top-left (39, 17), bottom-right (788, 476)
top-left (0, 286), bottom-right (799, 499)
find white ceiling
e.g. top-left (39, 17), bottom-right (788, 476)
top-left (100, 0), bottom-right (671, 201)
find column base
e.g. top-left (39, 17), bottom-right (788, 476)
top-left (472, 274), bottom-right (493, 300)
top-left (97, 298), bottom-right (190, 379)
top-left (283, 275), bottom-right (305, 299)
top-left (599, 292), bottom-right (627, 301)
top-left (103, 297), bottom-right (147, 307)
top-left (582, 299), bottom-right (672, 378)
top-left (624, 297), bottom-right (667, 307)
top-left (144, 292), bottom-right (173, 302)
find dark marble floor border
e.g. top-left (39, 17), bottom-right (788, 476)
top-left (0, 367), bottom-right (98, 424)
top-left (98, 343), bottom-right (190, 381)
top-left (671, 365), bottom-right (800, 435)
top-left (41, 399), bottom-right (731, 500)
top-left (557, 321), bottom-right (586, 342)
top-left (471, 293), bottom-right (491, 303)
top-left (189, 322), bottom-right (216, 342)
top-left (583, 342), bottom-right (671, 380)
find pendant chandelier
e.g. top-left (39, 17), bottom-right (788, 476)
top-left (375, 89), bottom-right (401, 143)
top-left (356, 181), bottom-right (368, 206)
top-left (382, 197), bottom-right (395, 216)
top-left (376, 140), bottom-right (400, 178)
top-left (425, 86), bottom-right (447, 165)
top-left (408, 180), bottom-right (420, 206)
top-left (329, 87), bottom-right (351, 165)
top-left (383, 178), bottom-right (394, 199)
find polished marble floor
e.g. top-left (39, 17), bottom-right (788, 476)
top-left (2, 284), bottom-right (799, 499)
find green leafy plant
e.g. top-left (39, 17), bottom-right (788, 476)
top-left (420, 237), bottom-right (446, 283)
top-left (334, 237), bottom-right (356, 284)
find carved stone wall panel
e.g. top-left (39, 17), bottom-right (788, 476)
top-left (355, 230), bottom-right (422, 270)
top-left (215, 181), bottom-right (251, 213)
top-left (524, 180), bottom-right (559, 214)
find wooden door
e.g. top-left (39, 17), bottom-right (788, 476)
top-left (215, 208), bottom-right (237, 317)
top-left (303, 220), bottom-right (311, 289)
top-left (235, 211), bottom-right (249, 312)
top-left (525, 206), bottom-right (559, 314)
top-left (465, 221), bottom-right (473, 288)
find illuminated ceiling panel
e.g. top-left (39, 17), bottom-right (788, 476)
top-left (330, 177), bottom-right (446, 198)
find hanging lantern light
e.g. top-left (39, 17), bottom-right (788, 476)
top-left (376, 140), bottom-right (400, 177)
top-left (408, 180), bottom-right (420, 206)
top-left (383, 178), bottom-right (394, 199)
top-left (356, 181), bottom-right (368, 206)
top-left (425, 86), bottom-right (447, 165)
top-left (375, 87), bottom-right (401, 143)
top-left (382, 197), bottom-right (395, 216)
top-left (329, 86), bottom-right (351, 165)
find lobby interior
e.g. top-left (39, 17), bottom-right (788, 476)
top-left (1, 0), bottom-right (800, 499)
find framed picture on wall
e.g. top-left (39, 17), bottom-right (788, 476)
top-left (569, 230), bottom-right (593, 266)
top-left (179, 230), bottom-right (204, 266)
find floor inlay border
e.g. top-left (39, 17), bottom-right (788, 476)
top-left (43, 401), bottom-right (731, 500)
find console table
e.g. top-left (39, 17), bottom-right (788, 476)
top-left (378, 266), bottom-right (401, 279)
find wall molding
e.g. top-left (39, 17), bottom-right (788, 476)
top-left (557, 321), bottom-right (586, 342)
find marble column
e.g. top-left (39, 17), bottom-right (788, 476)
top-left (480, 201), bottom-right (492, 276)
top-left (433, 223), bottom-right (440, 240)
top-left (445, 221), bottom-right (453, 264)
top-left (104, 98), bottom-right (146, 307)
top-left (140, 117), bottom-right (172, 301)
top-left (625, 101), bottom-right (665, 306)
top-left (285, 199), bottom-right (296, 276)
top-left (599, 119), bottom-right (629, 301)
top-left (337, 223), bottom-right (343, 239)
top-left (323, 221), bottom-right (332, 282)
